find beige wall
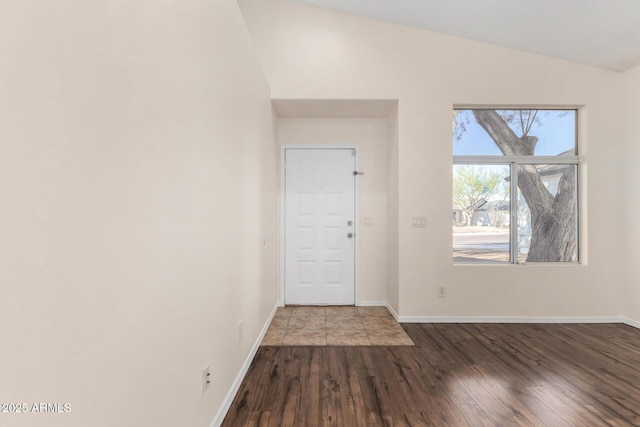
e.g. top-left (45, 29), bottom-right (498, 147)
top-left (240, 0), bottom-right (627, 319)
top-left (623, 65), bottom-right (640, 325)
top-left (386, 107), bottom-right (400, 313)
top-left (277, 118), bottom-right (389, 303)
top-left (0, 1), bottom-right (277, 426)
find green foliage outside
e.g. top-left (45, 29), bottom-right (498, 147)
top-left (453, 165), bottom-right (505, 226)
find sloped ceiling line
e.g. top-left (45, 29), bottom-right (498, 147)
top-left (293, 0), bottom-right (640, 72)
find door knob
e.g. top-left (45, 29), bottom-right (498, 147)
top-left (347, 233), bottom-right (354, 239)
top-left (347, 220), bottom-right (353, 226)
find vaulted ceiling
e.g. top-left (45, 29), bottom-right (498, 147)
top-left (292, 0), bottom-right (640, 72)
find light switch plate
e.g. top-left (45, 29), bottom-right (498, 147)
top-left (362, 216), bottom-right (373, 226)
top-left (411, 216), bottom-right (427, 227)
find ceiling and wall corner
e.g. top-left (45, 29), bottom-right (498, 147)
top-left (292, 0), bottom-right (640, 72)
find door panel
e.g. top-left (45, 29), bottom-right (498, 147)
top-left (284, 148), bottom-right (356, 305)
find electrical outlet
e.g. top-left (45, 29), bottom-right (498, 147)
top-left (437, 285), bottom-right (447, 298)
top-left (237, 321), bottom-right (243, 345)
top-left (202, 365), bottom-right (211, 394)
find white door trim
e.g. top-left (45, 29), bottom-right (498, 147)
top-left (280, 144), bottom-right (360, 306)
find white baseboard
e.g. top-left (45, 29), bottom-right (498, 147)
top-left (396, 315), bottom-right (624, 324)
top-left (623, 317), bottom-right (640, 329)
top-left (210, 302), bottom-right (279, 427)
top-left (386, 303), bottom-right (400, 321)
top-left (357, 300), bottom-right (387, 306)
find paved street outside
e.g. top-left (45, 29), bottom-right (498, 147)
top-left (453, 226), bottom-right (513, 263)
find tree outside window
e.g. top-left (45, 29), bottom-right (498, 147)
top-left (453, 109), bottom-right (578, 264)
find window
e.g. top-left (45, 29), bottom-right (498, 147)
top-left (453, 109), bottom-right (578, 264)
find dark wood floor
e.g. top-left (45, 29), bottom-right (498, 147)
top-left (222, 323), bottom-right (640, 426)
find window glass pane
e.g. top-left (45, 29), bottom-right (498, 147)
top-left (453, 165), bottom-right (510, 263)
top-left (516, 164), bottom-right (577, 262)
top-left (454, 109), bottom-right (576, 156)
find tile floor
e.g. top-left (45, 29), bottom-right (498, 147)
top-left (261, 306), bottom-right (414, 346)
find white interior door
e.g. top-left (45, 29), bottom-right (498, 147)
top-left (284, 148), bottom-right (356, 305)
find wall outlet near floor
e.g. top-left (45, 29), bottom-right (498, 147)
top-left (237, 321), bottom-right (243, 345)
top-left (202, 365), bottom-right (211, 394)
top-left (437, 285), bottom-right (447, 298)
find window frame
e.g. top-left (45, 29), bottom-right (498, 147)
top-left (452, 108), bottom-right (580, 265)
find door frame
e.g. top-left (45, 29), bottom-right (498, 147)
top-left (280, 144), bottom-right (360, 306)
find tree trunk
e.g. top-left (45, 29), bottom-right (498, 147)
top-left (525, 166), bottom-right (576, 261)
top-left (465, 210), bottom-right (473, 226)
top-left (472, 110), bottom-right (576, 262)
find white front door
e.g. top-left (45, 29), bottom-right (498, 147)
top-left (284, 148), bottom-right (356, 305)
